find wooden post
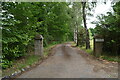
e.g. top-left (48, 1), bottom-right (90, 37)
top-left (34, 35), bottom-right (43, 57)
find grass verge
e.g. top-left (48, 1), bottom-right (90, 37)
top-left (2, 55), bottom-right (41, 77)
top-left (100, 54), bottom-right (120, 62)
top-left (2, 42), bottom-right (59, 77)
top-left (74, 39), bottom-right (119, 62)
top-left (79, 39), bottom-right (93, 55)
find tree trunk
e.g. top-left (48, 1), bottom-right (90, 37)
top-left (76, 20), bottom-right (80, 46)
top-left (82, 2), bottom-right (90, 49)
top-left (76, 28), bottom-right (79, 46)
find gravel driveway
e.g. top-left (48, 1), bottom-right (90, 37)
top-left (18, 42), bottom-right (118, 78)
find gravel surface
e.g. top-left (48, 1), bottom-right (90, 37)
top-left (17, 42), bottom-right (118, 78)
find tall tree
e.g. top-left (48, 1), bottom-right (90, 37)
top-left (82, 2), bottom-right (90, 49)
top-left (71, 2), bottom-right (82, 46)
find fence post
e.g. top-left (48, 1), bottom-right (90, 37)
top-left (34, 35), bottom-right (43, 57)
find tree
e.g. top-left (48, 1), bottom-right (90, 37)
top-left (71, 2), bottom-right (83, 46)
top-left (82, 2), bottom-right (90, 49)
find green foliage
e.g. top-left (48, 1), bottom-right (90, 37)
top-left (77, 27), bottom-right (86, 46)
top-left (2, 3), bottom-right (37, 68)
top-left (89, 28), bottom-right (96, 37)
top-left (2, 2), bottom-right (73, 69)
top-left (1, 59), bottom-right (13, 69)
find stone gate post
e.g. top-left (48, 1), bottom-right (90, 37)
top-left (93, 34), bottom-right (104, 57)
top-left (34, 35), bottom-right (43, 57)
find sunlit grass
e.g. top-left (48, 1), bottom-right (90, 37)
top-left (90, 39), bottom-right (93, 50)
top-left (71, 42), bottom-right (76, 47)
top-left (80, 39), bottom-right (93, 55)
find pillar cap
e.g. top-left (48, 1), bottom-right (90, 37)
top-left (94, 34), bottom-right (103, 39)
top-left (35, 35), bottom-right (43, 40)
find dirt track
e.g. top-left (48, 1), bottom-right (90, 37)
top-left (18, 42), bottom-right (118, 78)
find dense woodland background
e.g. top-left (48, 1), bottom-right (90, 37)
top-left (1, 2), bottom-right (120, 69)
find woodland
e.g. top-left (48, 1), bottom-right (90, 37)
top-left (1, 1), bottom-right (120, 69)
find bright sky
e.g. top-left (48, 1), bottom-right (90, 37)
top-left (87, 1), bottom-right (113, 28)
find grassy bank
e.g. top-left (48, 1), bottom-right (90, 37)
top-left (74, 39), bottom-right (119, 62)
top-left (100, 54), bottom-right (119, 62)
top-left (80, 39), bottom-right (93, 55)
top-left (2, 42), bottom-right (59, 77)
top-left (2, 55), bottom-right (41, 77)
